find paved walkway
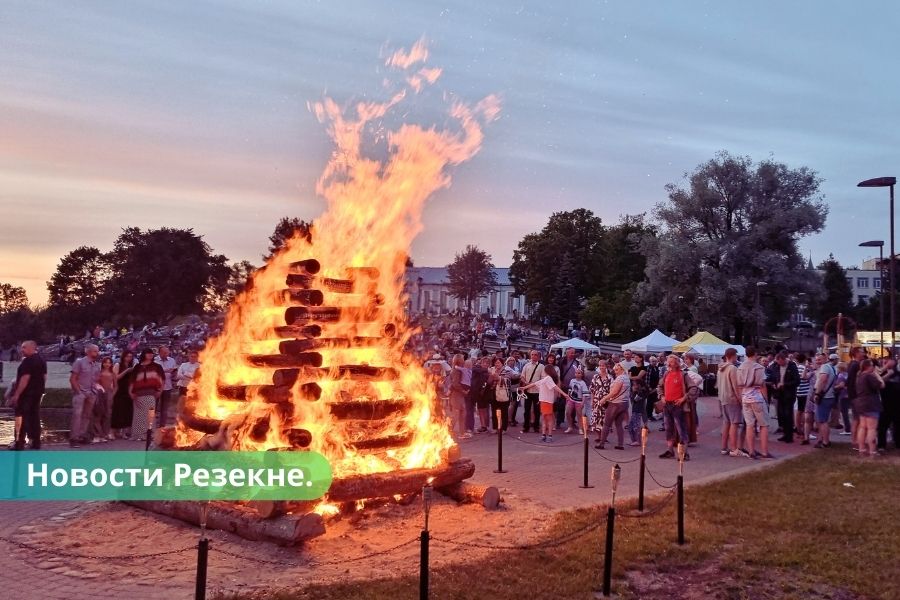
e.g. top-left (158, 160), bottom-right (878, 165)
top-left (0, 396), bottom-right (818, 600)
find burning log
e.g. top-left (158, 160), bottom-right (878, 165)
top-left (287, 259), bottom-right (320, 274)
top-left (350, 433), bottom-right (413, 451)
top-left (248, 499), bottom-right (318, 519)
top-left (278, 336), bottom-right (386, 354)
top-left (327, 398), bottom-right (412, 420)
top-left (246, 352), bottom-right (324, 368)
top-left (284, 306), bottom-right (380, 324)
top-left (326, 458), bottom-right (475, 503)
top-left (273, 365), bottom-right (398, 387)
top-left (125, 501), bottom-right (325, 545)
top-left (345, 266), bottom-right (380, 280)
top-left (216, 382), bottom-right (321, 403)
top-left (154, 426), bottom-right (178, 449)
top-left (273, 324), bottom-right (323, 339)
top-left (279, 289), bottom-right (325, 306)
top-left (285, 273), bottom-right (355, 293)
top-left (437, 482), bottom-right (502, 510)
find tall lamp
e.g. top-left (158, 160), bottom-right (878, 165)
top-left (859, 240), bottom-right (885, 358)
top-left (858, 177), bottom-right (896, 357)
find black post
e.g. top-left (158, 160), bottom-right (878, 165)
top-left (419, 528), bottom-right (430, 600)
top-left (602, 506), bottom-right (615, 596)
top-left (579, 436), bottom-right (593, 488)
top-left (494, 412), bottom-right (507, 473)
top-left (676, 474), bottom-right (685, 545)
top-left (638, 453), bottom-right (646, 511)
top-left (891, 183), bottom-right (896, 358)
top-left (195, 538), bottom-right (208, 600)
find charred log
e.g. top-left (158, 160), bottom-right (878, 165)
top-left (437, 482), bottom-right (502, 510)
top-left (216, 383), bottom-right (321, 403)
top-left (278, 336), bottom-right (386, 354)
top-left (328, 398), bottom-right (412, 420)
top-left (284, 306), bottom-right (380, 324)
top-left (273, 324), bottom-right (322, 339)
top-left (278, 289), bottom-right (325, 306)
top-left (285, 274), bottom-right (355, 293)
top-left (247, 352), bottom-right (324, 368)
top-left (326, 458), bottom-right (475, 503)
top-left (273, 365), bottom-right (399, 387)
top-left (287, 259), bottom-right (320, 274)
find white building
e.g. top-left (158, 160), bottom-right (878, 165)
top-left (405, 267), bottom-right (530, 318)
top-left (847, 259), bottom-right (882, 305)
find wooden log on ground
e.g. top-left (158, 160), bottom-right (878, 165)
top-left (437, 482), bottom-right (502, 510)
top-left (326, 458), bottom-right (475, 503)
top-left (247, 352), bottom-right (323, 368)
top-left (247, 499), bottom-right (318, 519)
top-left (125, 500), bottom-right (325, 545)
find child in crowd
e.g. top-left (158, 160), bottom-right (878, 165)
top-left (520, 364), bottom-right (573, 443)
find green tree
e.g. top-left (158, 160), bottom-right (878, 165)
top-left (446, 245), bottom-right (498, 314)
top-left (204, 260), bottom-right (257, 313)
top-left (265, 217), bottom-right (312, 260)
top-left (0, 307), bottom-right (45, 347)
top-left (636, 151), bottom-right (827, 343)
top-left (810, 255), bottom-right (854, 325)
top-left (509, 209), bottom-right (605, 324)
top-left (106, 227), bottom-right (229, 323)
top-left (0, 283), bottom-right (28, 314)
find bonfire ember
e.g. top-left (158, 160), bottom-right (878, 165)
top-left (172, 39), bottom-right (500, 509)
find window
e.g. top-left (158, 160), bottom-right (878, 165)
top-left (857, 277), bottom-right (869, 288)
top-left (874, 278), bottom-right (882, 289)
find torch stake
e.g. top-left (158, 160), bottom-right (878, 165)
top-left (579, 415), bottom-right (593, 488)
top-left (494, 409), bottom-right (507, 473)
top-left (638, 426), bottom-right (648, 511)
top-left (420, 484), bottom-right (432, 600)
top-left (677, 443), bottom-right (686, 545)
top-left (195, 502), bottom-right (209, 600)
top-left (602, 464), bottom-right (620, 597)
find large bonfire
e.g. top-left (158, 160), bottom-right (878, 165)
top-left (176, 40), bottom-right (500, 493)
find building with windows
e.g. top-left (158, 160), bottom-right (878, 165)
top-left (845, 260), bottom-right (882, 305)
top-left (405, 267), bottom-right (530, 318)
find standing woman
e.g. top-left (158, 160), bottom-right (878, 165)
top-left (627, 354), bottom-right (648, 446)
top-left (590, 361), bottom-right (614, 448)
top-left (448, 354), bottom-right (469, 439)
top-left (129, 349), bottom-right (164, 442)
top-left (853, 359), bottom-right (884, 457)
top-left (597, 363), bottom-right (632, 450)
top-left (110, 351), bottom-right (135, 439)
top-left (93, 357), bottom-right (116, 442)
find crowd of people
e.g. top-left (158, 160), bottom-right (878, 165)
top-left (427, 344), bottom-right (900, 460)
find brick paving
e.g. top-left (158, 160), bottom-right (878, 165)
top-left (0, 395), bottom-right (818, 599)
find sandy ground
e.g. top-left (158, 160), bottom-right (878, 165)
top-left (7, 492), bottom-right (547, 597)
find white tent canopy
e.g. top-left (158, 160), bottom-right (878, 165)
top-left (621, 329), bottom-right (680, 353)
top-left (550, 337), bottom-right (600, 351)
top-left (684, 343), bottom-right (746, 359)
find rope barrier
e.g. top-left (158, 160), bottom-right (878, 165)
top-left (617, 488), bottom-right (677, 519)
top-left (591, 447), bottom-right (642, 464)
top-left (644, 463), bottom-right (678, 489)
top-left (508, 435), bottom-right (584, 448)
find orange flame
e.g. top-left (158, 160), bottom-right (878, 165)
top-left (178, 40), bottom-right (500, 482)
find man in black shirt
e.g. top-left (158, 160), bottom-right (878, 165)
top-left (9, 341), bottom-right (47, 450)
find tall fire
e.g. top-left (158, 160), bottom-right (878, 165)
top-left (171, 40), bottom-right (500, 520)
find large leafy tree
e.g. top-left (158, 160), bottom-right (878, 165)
top-left (636, 151), bottom-right (827, 343)
top-left (509, 209), bottom-right (605, 324)
top-left (265, 217), bottom-right (312, 260)
top-left (45, 246), bottom-right (110, 333)
top-left (105, 227), bottom-right (230, 323)
top-left (446, 245), bottom-right (498, 314)
top-left (0, 283), bottom-right (28, 314)
top-left (810, 255), bottom-right (854, 325)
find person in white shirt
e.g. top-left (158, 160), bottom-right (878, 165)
top-left (176, 350), bottom-right (201, 395)
top-left (520, 364), bottom-right (572, 443)
top-left (564, 368), bottom-right (590, 434)
top-left (154, 346), bottom-right (177, 428)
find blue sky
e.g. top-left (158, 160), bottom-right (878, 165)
top-left (2, 1), bottom-right (899, 304)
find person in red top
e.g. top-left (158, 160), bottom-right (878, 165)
top-left (658, 354), bottom-right (690, 460)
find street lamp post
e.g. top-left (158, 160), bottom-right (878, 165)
top-left (755, 281), bottom-right (767, 347)
top-left (859, 240), bottom-right (885, 358)
top-left (858, 177), bottom-right (897, 357)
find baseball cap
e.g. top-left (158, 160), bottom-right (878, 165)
top-left (828, 353), bottom-right (839, 360)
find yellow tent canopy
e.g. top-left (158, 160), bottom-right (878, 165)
top-left (672, 331), bottom-right (731, 354)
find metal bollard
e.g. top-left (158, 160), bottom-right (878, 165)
top-left (677, 443), bottom-right (686, 545)
top-left (195, 502), bottom-right (209, 600)
top-left (494, 409), bottom-right (507, 473)
top-left (638, 426), bottom-right (648, 511)
top-left (579, 415), bottom-right (593, 488)
top-left (420, 483), bottom-right (433, 600)
top-left (602, 464), bottom-right (621, 597)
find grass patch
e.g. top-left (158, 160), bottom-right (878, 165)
top-left (216, 452), bottom-right (900, 600)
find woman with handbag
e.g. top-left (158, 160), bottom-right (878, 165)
top-left (491, 357), bottom-right (516, 432)
top-left (590, 361), bottom-right (613, 448)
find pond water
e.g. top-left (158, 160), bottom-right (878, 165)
top-left (0, 409), bottom-right (71, 445)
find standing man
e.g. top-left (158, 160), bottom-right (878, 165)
top-left (813, 353), bottom-right (839, 449)
top-left (620, 349), bottom-right (636, 372)
top-left (773, 351), bottom-right (800, 443)
top-left (155, 345), bottom-right (177, 428)
top-left (717, 348), bottom-right (744, 456)
top-left (70, 344), bottom-right (100, 446)
top-left (646, 355), bottom-right (661, 421)
top-left (737, 346), bottom-right (774, 459)
top-left (844, 347), bottom-right (865, 438)
top-left (519, 350), bottom-right (545, 434)
top-left (176, 349), bottom-right (201, 411)
top-left (658, 354), bottom-right (690, 460)
top-left (8, 341), bottom-right (46, 450)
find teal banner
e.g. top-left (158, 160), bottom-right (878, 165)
top-left (0, 451), bottom-right (333, 501)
